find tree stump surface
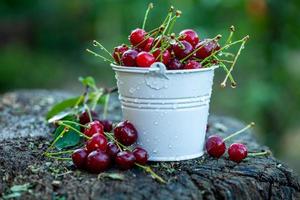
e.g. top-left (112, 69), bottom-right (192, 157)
top-left (0, 90), bottom-right (299, 200)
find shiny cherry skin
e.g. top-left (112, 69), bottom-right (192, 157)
top-left (86, 150), bottom-right (111, 173)
top-left (179, 29), bottom-right (199, 47)
top-left (84, 120), bottom-right (104, 137)
top-left (184, 60), bottom-right (202, 70)
top-left (121, 49), bottom-right (138, 66)
top-left (167, 58), bottom-right (184, 70)
top-left (133, 147), bottom-right (148, 165)
top-left (71, 148), bottom-right (88, 169)
top-left (129, 28), bottom-right (147, 47)
top-left (173, 41), bottom-right (193, 60)
top-left (79, 111), bottom-right (98, 126)
top-left (115, 151), bottom-right (136, 170)
top-left (195, 40), bottom-right (221, 59)
top-left (143, 37), bottom-right (154, 52)
top-left (228, 143), bottom-right (248, 163)
top-left (86, 133), bottom-right (108, 153)
top-left (153, 49), bottom-right (171, 65)
top-left (114, 120), bottom-right (138, 146)
top-left (113, 44), bottom-right (129, 64)
top-left (106, 142), bottom-right (120, 159)
top-left (205, 135), bottom-right (226, 158)
top-left (136, 51), bottom-right (155, 67)
top-left (97, 120), bottom-right (113, 132)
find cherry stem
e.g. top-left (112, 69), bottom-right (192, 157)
top-left (223, 122), bottom-right (255, 142)
top-left (135, 163), bottom-right (166, 184)
top-left (142, 3), bottom-right (153, 30)
top-left (218, 62), bottom-right (237, 87)
top-left (57, 121), bottom-right (91, 140)
top-left (225, 25), bottom-right (235, 45)
top-left (60, 120), bottom-right (89, 128)
top-left (44, 128), bottom-right (68, 154)
top-left (45, 150), bottom-right (74, 156)
top-left (248, 150), bottom-right (270, 157)
top-left (103, 94), bottom-right (110, 119)
top-left (93, 40), bottom-right (114, 59)
top-left (84, 104), bottom-right (93, 123)
top-left (86, 49), bottom-right (114, 63)
top-left (46, 155), bottom-right (72, 161)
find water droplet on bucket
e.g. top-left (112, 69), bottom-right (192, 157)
top-left (154, 121), bottom-right (158, 125)
top-left (168, 145), bottom-right (172, 149)
top-left (129, 88), bottom-right (135, 94)
top-left (153, 149), bottom-right (158, 154)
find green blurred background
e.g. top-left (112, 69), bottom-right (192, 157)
top-left (1, 0), bottom-right (300, 172)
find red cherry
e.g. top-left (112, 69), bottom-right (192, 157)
top-left (79, 111), bottom-right (98, 125)
top-left (106, 142), bottom-right (120, 159)
top-left (86, 133), bottom-right (108, 152)
top-left (184, 60), bottom-right (202, 70)
top-left (97, 120), bottom-right (113, 132)
top-left (153, 49), bottom-right (171, 65)
top-left (133, 147), bottom-right (148, 165)
top-left (129, 28), bottom-right (147, 47)
top-left (121, 49), bottom-right (138, 66)
top-left (167, 58), bottom-right (184, 70)
top-left (173, 41), bottom-right (193, 60)
top-left (113, 44), bottom-right (129, 64)
top-left (195, 40), bottom-right (221, 59)
top-left (179, 29), bottom-right (199, 47)
top-left (136, 51), bottom-right (155, 68)
top-left (86, 150), bottom-right (111, 173)
top-left (205, 135), bottom-right (226, 158)
top-left (71, 148), bottom-right (88, 169)
top-left (228, 143), bottom-right (248, 163)
top-left (114, 120), bottom-right (138, 146)
top-left (84, 121), bottom-right (104, 137)
top-left (143, 37), bottom-right (154, 52)
top-left (115, 151), bottom-right (136, 170)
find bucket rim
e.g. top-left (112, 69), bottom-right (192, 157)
top-left (111, 63), bottom-right (219, 74)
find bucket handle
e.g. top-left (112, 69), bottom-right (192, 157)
top-left (148, 62), bottom-right (169, 80)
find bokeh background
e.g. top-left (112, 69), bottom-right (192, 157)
top-left (1, 0), bottom-right (300, 172)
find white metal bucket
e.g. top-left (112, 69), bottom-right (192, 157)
top-left (112, 62), bottom-right (218, 161)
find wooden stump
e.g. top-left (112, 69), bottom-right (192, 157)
top-left (0, 90), bottom-right (299, 200)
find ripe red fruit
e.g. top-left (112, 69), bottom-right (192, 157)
top-left (153, 49), bottom-right (171, 65)
top-left (129, 28), bottom-right (147, 47)
top-left (136, 51), bottom-right (155, 67)
top-left (97, 120), bottom-right (113, 132)
top-left (173, 41), bottom-right (193, 59)
top-left (71, 148), bottom-right (88, 169)
top-left (115, 151), bottom-right (136, 170)
top-left (228, 143), bottom-right (248, 163)
top-left (121, 49), bottom-right (138, 66)
top-left (205, 135), bottom-right (226, 158)
top-left (86, 150), bottom-right (111, 173)
top-left (106, 142), bottom-right (120, 159)
top-left (167, 58), bottom-right (184, 70)
top-left (184, 60), bottom-right (202, 70)
top-left (133, 147), bottom-right (148, 165)
top-left (84, 121), bottom-right (104, 137)
top-left (86, 133), bottom-right (108, 152)
top-left (79, 111), bottom-right (98, 125)
top-left (113, 44), bottom-right (129, 64)
top-left (143, 37), bottom-right (154, 52)
top-left (179, 29), bottom-right (199, 47)
top-left (195, 40), bottom-right (221, 59)
top-left (114, 120), bottom-right (138, 146)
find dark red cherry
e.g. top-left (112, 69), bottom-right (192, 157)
top-left (133, 147), bottom-right (148, 165)
top-left (86, 133), bottom-right (108, 152)
top-left (228, 143), bottom-right (248, 163)
top-left (195, 40), bottom-right (221, 59)
top-left (143, 37), bottom-right (154, 52)
top-left (113, 44), bottom-right (129, 64)
top-left (173, 41), bottom-right (193, 60)
top-left (205, 135), bottom-right (226, 158)
top-left (121, 49), bottom-right (138, 66)
top-left (86, 150), bottom-right (111, 173)
top-left (84, 120), bottom-right (104, 137)
top-left (136, 51), bottom-right (155, 67)
top-left (114, 120), bottom-right (138, 146)
top-left (129, 28), bottom-right (147, 47)
top-left (71, 148), bottom-right (88, 169)
top-left (153, 49), bottom-right (171, 65)
top-left (184, 60), bottom-right (202, 70)
top-left (106, 142), bottom-right (120, 159)
top-left (179, 29), bottom-right (199, 47)
top-left (115, 151), bottom-right (136, 170)
top-left (97, 120), bottom-right (113, 132)
top-left (79, 111), bottom-right (98, 125)
top-left (167, 58), bottom-right (184, 70)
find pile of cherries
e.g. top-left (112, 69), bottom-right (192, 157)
top-left (71, 111), bottom-right (148, 173)
top-left (112, 28), bottom-right (220, 69)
